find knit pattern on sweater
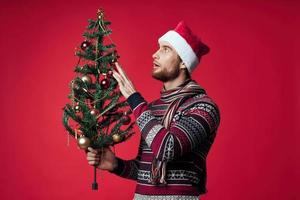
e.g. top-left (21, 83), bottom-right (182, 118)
top-left (111, 87), bottom-right (220, 197)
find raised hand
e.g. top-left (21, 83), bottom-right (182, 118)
top-left (112, 62), bottom-right (137, 99)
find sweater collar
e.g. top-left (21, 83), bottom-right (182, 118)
top-left (160, 79), bottom-right (206, 103)
top-left (160, 79), bottom-right (192, 97)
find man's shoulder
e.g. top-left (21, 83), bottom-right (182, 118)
top-left (173, 93), bottom-right (221, 132)
top-left (148, 97), bottom-right (161, 108)
top-left (179, 93), bottom-right (220, 113)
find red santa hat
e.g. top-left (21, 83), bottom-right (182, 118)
top-left (158, 21), bottom-right (210, 73)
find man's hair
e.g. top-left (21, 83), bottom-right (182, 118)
top-left (178, 55), bottom-right (191, 80)
top-left (183, 67), bottom-right (191, 80)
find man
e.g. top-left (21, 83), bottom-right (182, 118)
top-left (87, 21), bottom-right (221, 200)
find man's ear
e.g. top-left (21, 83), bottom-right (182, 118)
top-left (179, 62), bottom-right (186, 70)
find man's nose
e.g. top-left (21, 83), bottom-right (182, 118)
top-left (152, 50), bottom-right (159, 59)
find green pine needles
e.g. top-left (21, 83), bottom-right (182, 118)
top-left (62, 9), bottom-right (134, 149)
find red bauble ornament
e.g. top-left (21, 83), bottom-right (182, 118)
top-left (100, 78), bottom-right (110, 89)
top-left (90, 109), bottom-right (99, 116)
top-left (74, 105), bottom-right (81, 113)
top-left (107, 70), bottom-right (113, 77)
top-left (81, 41), bottom-right (91, 50)
top-left (122, 115), bottom-right (131, 125)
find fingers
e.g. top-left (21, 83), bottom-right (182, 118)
top-left (88, 159), bottom-right (100, 166)
top-left (88, 147), bottom-right (98, 154)
top-left (112, 62), bottom-right (136, 99)
top-left (114, 62), bottom-right (128, 79)
top-left (87, 147), bottom-right (101, 166)
top-left (87, 157), bottom-right (100, 166)
top-left (112, 69), bottom-right (123, 85)
top-left (113, 62), bottom-right (131, 85)
top-left (88, 161), bottom-right (99, 166)
top-left (112, 67), bottom-right (132, 88)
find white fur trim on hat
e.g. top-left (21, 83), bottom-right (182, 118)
top-left (158, 30), bottom-right (199, 73)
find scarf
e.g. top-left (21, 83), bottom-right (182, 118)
top-left (149, 79), bottom-right (206, 185)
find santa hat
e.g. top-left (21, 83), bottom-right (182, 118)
top-left (158, 21), bottom-right (210, 73)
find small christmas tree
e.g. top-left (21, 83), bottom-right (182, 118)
top-left (62, 9), bottom-right (134, 190)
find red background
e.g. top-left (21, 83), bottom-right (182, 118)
top-left (1, 0), bottom-right (299, 199)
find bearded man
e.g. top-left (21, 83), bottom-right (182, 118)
top-left (87, 21), bottom-right (221, 200)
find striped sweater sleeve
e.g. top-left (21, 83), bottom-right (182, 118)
top-left (109, 139), bottom-right (143, 180)
top-left (109, 157), bottom-right (139, 181)
top-left (127, 92), bottom-right (220, 161)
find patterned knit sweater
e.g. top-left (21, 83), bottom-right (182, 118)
top-left (111, 80), bottom-right (220, 200)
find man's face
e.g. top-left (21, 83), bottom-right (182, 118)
top-left (152, 41), bottom-right (182, 82)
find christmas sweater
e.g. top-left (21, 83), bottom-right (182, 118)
top-left (111, 81), bottom-right (220, 199)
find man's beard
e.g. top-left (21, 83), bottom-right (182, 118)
top-left (152, 66), bottom-right (180, 82)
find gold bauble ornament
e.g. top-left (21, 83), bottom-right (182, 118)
top-left (77, 135), bottom-right (91, 150)
top-left (97, 9), bottom-right (104, 19)
top-left (112, 134), bottom-right (122, 143)
top-left (81, 75), bottom-right (92, 84)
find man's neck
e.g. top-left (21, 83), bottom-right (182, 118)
top-left (163, 76), bottom-right (189, 91)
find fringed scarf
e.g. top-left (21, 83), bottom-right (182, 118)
top-left (149, 79), bottom-right (206, 185)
